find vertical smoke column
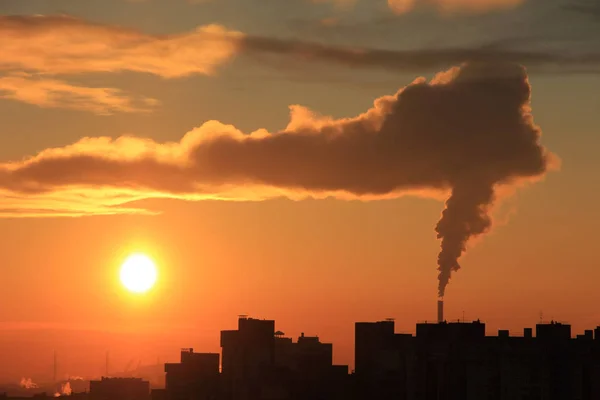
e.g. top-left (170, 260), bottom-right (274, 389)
top-left (436, 180), bottom-right (494, 298)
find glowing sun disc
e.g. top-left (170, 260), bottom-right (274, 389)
top-left (120, 254), bottom-right (157, 293)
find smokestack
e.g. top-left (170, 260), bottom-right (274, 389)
top-left (437, 300), bottom-right (444, 323)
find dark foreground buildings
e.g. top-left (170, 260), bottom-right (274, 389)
top-left (355, 320), bottom-right (600, 400)
top-left (158, 317), bottom-right (350, 400)
top-left (89, 377), bottom-right (150, 400)
top-left (4, 317), bottom-right (599, 400)
top-left (154, 316), bottom-right (600, 400)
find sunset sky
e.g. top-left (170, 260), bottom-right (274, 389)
top-left (1, 0), bottom-right (600, 383)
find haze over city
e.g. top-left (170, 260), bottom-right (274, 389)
top-left (1, 0), bottom-right (600, 391)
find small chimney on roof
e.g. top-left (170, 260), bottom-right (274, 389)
top-left (437, 300), bottom-right (444, 323)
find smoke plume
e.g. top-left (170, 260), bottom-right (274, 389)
top-left (0, 62), bottom-right (556, 294)
top-left (20, 378), bottom-right (39, 389)
top-left (54, 382), bottom-right (72, 397)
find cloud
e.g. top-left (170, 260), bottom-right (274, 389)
top-left (239, 34), bottom-right (600, 75)
top-left (387, 0), bottom-right (417, 14)
top-left (0, 72), bottom-right (158, 114)
top-left (308, 0), bottom-right (524, 14)
top-left (562, 0), bottom-right (600, 18)
top-left (0, 15), bottom-right (238, 114)
top-left (2, 14), bottom-right (599, 83)
top-left (388, 0), bottom-right (525, 15)
top-left (126, 0), bottom-right (212, 2)
top-left (311, 0), bottom-right (357, 9)
top-left (0, 62), bottom-right (555, 220)
top-left (0, 15), bottom-right (241, 78)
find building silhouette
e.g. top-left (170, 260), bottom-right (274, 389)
top-left (354, 319), bottom-right (600, 400)
top-left (155, 316), bottom-right (600, 400)
top-left (158, 317), bottom-right (350, 400)
top-left (1, 394), bottom-right (88, 400)
top-left (162, 349), bottom-right (220, 400)
top-left (89, 377), bottom-right (149, 400)
top-left (4, 316), bottom-right (600, 400)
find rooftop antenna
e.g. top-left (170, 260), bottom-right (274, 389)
top-left (540, 311), bottom-right (543, 324)
top-left (462, 311), bottom-right (465, 322)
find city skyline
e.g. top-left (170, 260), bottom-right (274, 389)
top-left (3, 312), bottom-right (597, 385)
top-left (1, 0), bottom-right (600, 387)
top-left (5, 315), bottom-right (600, 400)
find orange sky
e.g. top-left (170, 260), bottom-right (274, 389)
top-left (2, 189), bottom-right (599, 380)
top-left (1, 0), bottom-right (600, 385)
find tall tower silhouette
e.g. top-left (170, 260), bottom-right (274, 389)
top-left (53, 350), bottom-right (57, 383)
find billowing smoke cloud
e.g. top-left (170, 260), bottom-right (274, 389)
top-left (20, 377), bottom-right (39, 389)
top-left (0, 62), bottom-right (556, 294)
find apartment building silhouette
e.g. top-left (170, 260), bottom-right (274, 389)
top-left (149, 316), bottom-right (600, 400)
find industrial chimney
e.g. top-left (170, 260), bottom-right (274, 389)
top-left (437, 300), bottom-right (444, 323)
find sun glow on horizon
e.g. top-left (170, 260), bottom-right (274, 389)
top-left (119, 253), bottom-right (158, 294)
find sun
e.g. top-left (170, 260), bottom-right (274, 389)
top-left (119, 253), bottom-right (158, 294)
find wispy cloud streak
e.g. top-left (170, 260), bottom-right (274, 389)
top-left (388, 0), bottom-right (525, 15)
top-left (2, 14), bottom-right (600, 82)
top-left (0, 73), bottom-right (158, 114)
top-left (0, 15), bottom-right (241, 78)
